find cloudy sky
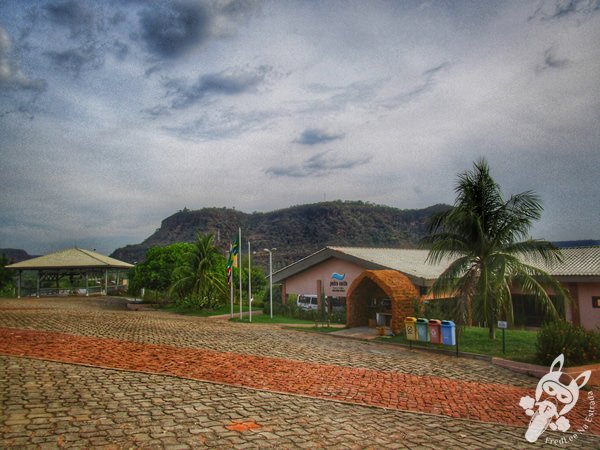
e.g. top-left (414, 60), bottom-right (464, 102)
top-left (0, 0), bottom-right (599, 255)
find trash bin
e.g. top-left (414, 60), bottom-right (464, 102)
top-left (441, 320), bottom-right (456, 346)
top-left (416, 318), bottom-right (429, 342)
top-left (404, 317), bottom-right (417, 341)
top-left (428, 319), bottom-right (442, 344)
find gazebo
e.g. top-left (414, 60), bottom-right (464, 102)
top-left (6, 247), bottom-right (134, 298)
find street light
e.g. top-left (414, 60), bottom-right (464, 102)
top-left (263, 248), bottom-right (277, 319)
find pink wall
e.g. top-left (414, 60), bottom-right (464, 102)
top-left (284, 258), bottom-right (366, 298)
top-left (577, 282), bottom-right (600, 330)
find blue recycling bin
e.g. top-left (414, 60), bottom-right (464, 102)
top-left (441, 320), bottom-right (456, 346)
top-left (416, 318), bottom-right (429, 342)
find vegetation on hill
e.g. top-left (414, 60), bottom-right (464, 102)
top-left (110, 201), bottom-right (452, 268)
top-left (0, 254), bottom-right (15, 296)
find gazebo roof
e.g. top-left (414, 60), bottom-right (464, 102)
top-left (6, 247), bottom-right (134, 270)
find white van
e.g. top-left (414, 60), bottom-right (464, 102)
top-left (297, 294), bottom-right (319, 310)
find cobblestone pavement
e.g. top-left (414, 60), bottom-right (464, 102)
top-left (1, 297), bottom-right (599, 448)
top-left (0, 297), bottom-right (536, 386)
top-left (3, 356), bottom-right (598, 449)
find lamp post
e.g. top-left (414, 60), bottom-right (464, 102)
top-left (263, 248), bottom-right (276, 319)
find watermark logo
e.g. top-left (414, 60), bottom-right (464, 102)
top-left (519, 354), bottom-right (592, 443)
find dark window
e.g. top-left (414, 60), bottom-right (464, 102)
top-left (593, 297), bottom-right (600, 309)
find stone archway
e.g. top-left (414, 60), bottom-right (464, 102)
top-left (346, 270), bottom-right (419, 334)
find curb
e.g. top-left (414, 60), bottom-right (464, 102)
top-left (492, 357), bottom-right (600, 387)
top-left (208, 310), bottom-right (264, 320)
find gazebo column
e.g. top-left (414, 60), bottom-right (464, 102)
top-left (36, 271), bottom-right (40, 298)
top-left (17, 270), bottom-right (21, 299)
top-left (104, 269), bottom-right (108, 295)
top-left (85, 272), bottom-right (89, 296)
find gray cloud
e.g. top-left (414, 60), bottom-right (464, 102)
top-left (536, 47), bottom-right (570, 72)
top-left (45, 45), bottom-right (104, 75)
top-left (0, 26), bottom-right (46, 118)
top-left (303, 80), bottom-right (382, 115)
top-left (294, 128), bottom-right (345, 145)
top-left (138, 2), bottom-right (210, 59)
top-left (550, 0), bottom-right (595, 18)
top-left (267, 151), bottom-right (372, 178)
top-left (164, 107), bottom-right (279, 141)
top-left (1, 1), bottom-right (599, 254)
top-left (0, 27), bottom-right (46, 91)
top-left (529, 0), bottom-right (599, 21)
top-left (384, 62), bottom-right (450, 108)
top-left (111, 39), bottom-right (129, 60)
top-left (159, 66), bottom-right (270, 110)
top-left (44, 0), bottom-right (95, 38)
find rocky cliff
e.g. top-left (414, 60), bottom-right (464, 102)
top-left (110, 201), bottom-right (452, 269)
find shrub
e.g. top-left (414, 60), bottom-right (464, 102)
top-left (267, 296), bottom-right (346, 324)
top-left (536, 320), bottom-right (600, 366)
top-left (174, 293), bottom-right (224, 310)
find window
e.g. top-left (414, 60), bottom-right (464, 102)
top-left (592, 297), bottom-right (600, 309)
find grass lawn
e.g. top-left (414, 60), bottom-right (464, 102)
top-left (162, 304), bottom-right (261, 317)
top-left (284, 325), bottom-right (342, 333)
top-left (230, 314), bottom-right (317, 324)
top-left (382, 326), bottom-right (538, 362)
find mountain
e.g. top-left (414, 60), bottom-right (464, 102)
top-left (0, 248), bottom-right (36, 264)
top-left (110, 201), bottom-right (452, 269)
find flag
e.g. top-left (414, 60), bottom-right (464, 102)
top-left (231, 235), bottom-right (239, 267)
top-left (226, 236), bottom-right (239, 285)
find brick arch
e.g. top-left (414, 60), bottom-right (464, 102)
top-left (346, 270), bottom-right (419, 334)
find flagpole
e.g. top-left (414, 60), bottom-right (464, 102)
top-left (248, 241), bottom-right (252, 323)
top-left (230, 271), bottom-right (234, 319)
top-left (239, 227), bottom-right (243, 320)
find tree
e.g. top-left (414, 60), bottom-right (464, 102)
top-left (169, 233), bottom-right (227, 308)
top-left (129, 243), bottom-right (194, 296)
top-left (0, 254), bottom-right (14, 295)
top-left (421, 159), bottom-right (568, 338)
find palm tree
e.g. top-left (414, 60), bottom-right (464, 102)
top-left (170, 233), bottom-right (227, 308)
top-left (421, 159), bottom-right (568, 338)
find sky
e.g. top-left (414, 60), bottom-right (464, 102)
top-left (0, 0), bottom-right (599, 256)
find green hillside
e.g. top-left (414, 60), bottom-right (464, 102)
top-left (110, 201), bottom-right (451, 269)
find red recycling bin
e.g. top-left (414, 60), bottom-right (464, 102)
top-left (428, 319), bottom-right (442, 344)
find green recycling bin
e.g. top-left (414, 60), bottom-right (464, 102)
top-left (416, 318), bottom-right (429, 342)
top-left (404, 317), bottom-right (417, 341)
top-left (428, 319), bottom-right (442, 344)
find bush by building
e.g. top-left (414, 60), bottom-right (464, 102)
top-left (536, 320), bottom-right (600, 366)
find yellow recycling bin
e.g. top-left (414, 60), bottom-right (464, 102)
top-left (404, 316), bottom-right (418, 341)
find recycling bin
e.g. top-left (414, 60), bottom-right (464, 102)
top-left (441, 320), bottom-right (456, 346)
top-left (416, 318), bottom-right (429, 342)
top-left (404, 317), bottom-right (417, 341)
top-left (428, 319), bottom-right (442, 344)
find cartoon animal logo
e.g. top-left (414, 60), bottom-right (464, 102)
top-left (519, 354), bottom-right (591, 443)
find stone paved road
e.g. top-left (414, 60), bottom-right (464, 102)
top-left (1, 297), bottom-right (599, 449)
top-left (0, 297), bottom-right (537, 386)
top-left (3, 357), bottom-right (598, 449)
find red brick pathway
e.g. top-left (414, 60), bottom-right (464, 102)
top-left (1, 327), bottom-right (597, 435)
